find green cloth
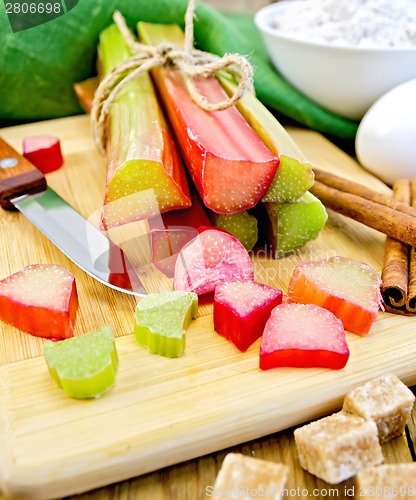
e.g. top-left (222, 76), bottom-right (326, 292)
top-left (224, 12), bottom-right (270, 60)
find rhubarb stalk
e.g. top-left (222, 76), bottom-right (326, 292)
top-left (73, 76), bottom-right (99, 113)
top-left (98, 24), bottom-right (191, 230)
top-left (137, 22), bottom-right (279, 215)
top-left (218, 72), bottom-right (314, 203)
top-left (211, 211), bottom-right (258, 251)
top-left (263, 192), bottom-right (328, 258)
top-left (148, 187), bottom-right (211, 277)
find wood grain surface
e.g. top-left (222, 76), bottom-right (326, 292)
top-left (0, 115), bottom-right (415, 499)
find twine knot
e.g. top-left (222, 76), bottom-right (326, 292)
top-left (154, 43), bottom-right (178, 60)
top-left (91, 0), bottom-right (255, 155)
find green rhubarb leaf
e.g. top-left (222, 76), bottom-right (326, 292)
top-left (265, 192), bottom-right (328, 258)
top-left (212, 211), bottom-right (258, 251)
top-left (134, 291), bottom-right (198, 358)
top-left (218, 72), bottom-right (314, 203)
top-left (43, 325), bottom-right (118, 399)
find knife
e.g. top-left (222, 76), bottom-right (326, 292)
top-left (0, 137), bottom-right (147, 297)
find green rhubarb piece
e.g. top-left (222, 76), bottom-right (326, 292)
top-left (98, 24), bottom-right (190, 229)
top-left (264, 192), bottom-right (328, 258)
top-left (134, 291), bottom-right (198, 358)
top-left (263, 155), bottom-right (314, 203)
top-left (218, 72), bottom-right (314, 203)
top-left (43, 325), bottom-right (118, 399)
top-left (212, 211), bottom-right (258, 251)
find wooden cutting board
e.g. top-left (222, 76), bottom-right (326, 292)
top-left (1, 116), bottom-right (416, 499)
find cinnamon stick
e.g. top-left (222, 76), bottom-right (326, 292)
top-left (381, 179), bottom-right (410, 312)
top-left (310, 180), bottom-right (416, 247)
top-left (313, 168), bottom-right (416, 217)
top-left (406, 179), bottom-right (416, 312)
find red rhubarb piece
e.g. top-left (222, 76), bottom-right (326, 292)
top-left (23, 135), bottom-right (63, 174)
top-left (287, 256), bottom-right (382, 335)
top-left (138, 23), bottom-right (279, 215)
top-left (260, 303), bottom-right (349, 370)
top-left (174, 228), bottom-right (254, 295)
top-left (214, 280), bottom-right (282, 351)
top-left (0, 264), bottom-right (78, 339)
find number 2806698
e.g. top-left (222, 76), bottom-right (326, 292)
top-left (5, 2), bottom-right (62, 14)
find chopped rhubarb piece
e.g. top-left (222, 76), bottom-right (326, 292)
top-left (174, 228), bottom-right (254, 295)
top-left (148, 188), bottom-right (211, 277)
top-left (0, 264), bottom-right (78, 339)
top-left (134, 291), bottom-right (198, 358)
top-left (43, 325), bottom-right (118, 399)
top-left (260, 303), bottom-right (349, 370)
top-left (98, 24), bottom-right (191, 230)
top-left (73, 75), bottom-right (99, 113)
top-left (287, 256), bottom-right (382, 335)
top-left (219, 72), bottom-right (314, 203)
top-left (212, 211), bottom-right (258, 251)
top-left (264, 191), bottom-right (328, 257)
top-left (22, 135), bottom-right (63, 174)
top-left (138, 22), bottom-right (279, 214)
top-left (214, 280), bottom-right (282, 351)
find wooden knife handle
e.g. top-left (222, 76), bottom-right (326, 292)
top-left (0, 137), bottom-right (47, 209)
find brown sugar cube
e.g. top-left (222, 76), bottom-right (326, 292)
top-left (343, 373), bottom-right (415, 443)
top-left (355, 463), bottom-right (416, 499)
top-left (213, 453), bottom-right (289, 499)
top-left (294, 411), bottom-right (383, 484)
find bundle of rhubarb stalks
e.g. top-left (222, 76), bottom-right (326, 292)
top-left (75, 17), bottom-right (416, 316)
top-left (76, 21), bottom-right (328, 277)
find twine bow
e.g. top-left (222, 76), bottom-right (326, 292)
top-left (91, 0), bottom-right (255, 155)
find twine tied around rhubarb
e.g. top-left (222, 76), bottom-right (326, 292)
top-left (91, 0), bottom-right (255, 155)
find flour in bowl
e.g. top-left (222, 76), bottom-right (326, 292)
top-left (271, 0), bottom-right (416, 48)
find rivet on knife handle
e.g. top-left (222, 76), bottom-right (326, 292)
top-left (0, 137), bottom-right (47, 209)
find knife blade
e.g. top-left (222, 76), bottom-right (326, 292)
top-left (0, 137), bottom-right (147, 297)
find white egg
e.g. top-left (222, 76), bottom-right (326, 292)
top-left (355, 78), bottom-right (416, 186)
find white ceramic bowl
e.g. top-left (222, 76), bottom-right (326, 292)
top-left (254, 1), bottom-right (416, 120)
